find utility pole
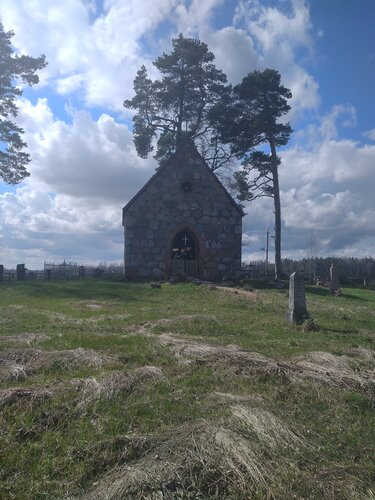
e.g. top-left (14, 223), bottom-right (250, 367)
top-left (309, 230), bottom-right (317, 281)
top-left (261, 228), bottom-right (270, 277)
top-left (265, 228), bottom-right (269, 276)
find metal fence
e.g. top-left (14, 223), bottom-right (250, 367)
top-left (0, 261), bottom-right (124, 282)
top-left (241, 263), bottom-right (275, 280)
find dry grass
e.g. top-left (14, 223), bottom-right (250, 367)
top-left (76, 301), bottom-right (104, 310)
top-left (158, 333), bottom-right (276, 368)
top-left (84, 424), bottom-right (266, 499)
top-left (0, 333), bottom-right (50, 345)
top-left (0, 386), bottom-right (54, 408)
top-left (41, 310), bottom-right (131, 325)
top-left (76, 366), bottom-right (165, 407)
top-left (231, 404), bottom-right (303, 449)
top-left (128, 314), bottom-right (217, 336)
top-left (308, 467), bottom-right (375, 500)
top-left (158, 333), bottom-right (375, 395)
top-left (215, 285), bottom-right (257, 298)
top-left (291, 351), bottom-right (375, 395)
top-left (83, 401), bottom-right (307, 500)
top-left (0, 348), bottom-right (115, 381)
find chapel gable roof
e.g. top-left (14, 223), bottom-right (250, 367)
top-left (122, 141), bottom-right (244, 224)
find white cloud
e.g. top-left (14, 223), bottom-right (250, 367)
top-left (242, 232), bottom-right (260, 246)
top-left (172, 0), bottom-right (224, 38)
top-left (1, 0), bottom-right (320, 117)
top-left (235, 0), bottom-right (313, 50)
top-left (17, 98), bottom-right (155, 202)
top-left (233, 0), bottom-right (320, 114)
top-left (293, 104), bottom-right (357, 151)
top-left (320, 105), bottom-right (354, 139)
top-left (279, 135), bottom-right (375, 253)
top-left (364, 128), bottom-right (375, 141)
top-left (0, 97), bottom-right (157, 268)
top-left (0, 0), bottom-right (180, 110)
top-left (236, 101), bottom-right (375, 259)
top-left (208, 27), bottom-right (259, 84)
top-left (0, 185), bottom-right (124, 268)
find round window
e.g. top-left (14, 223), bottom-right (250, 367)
top-left (181, 181), bottom-right (192, 193)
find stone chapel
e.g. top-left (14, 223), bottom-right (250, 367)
top-left (122, 142), bottom-right (244, 281)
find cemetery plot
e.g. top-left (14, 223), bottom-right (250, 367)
top-left (0, 280), bottom-right (374, 499)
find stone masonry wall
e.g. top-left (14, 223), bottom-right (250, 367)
top-left (123, 148), bottom-right (242, 281)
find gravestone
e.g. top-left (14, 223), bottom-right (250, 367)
top-left (329, 264), bottom-right (340, 294)
top-left (17, 264), bottom-right (26, 281)
top-left (0, 265), bottom-right (3, 282)
top-left (286, 270), bottom-right (307, 324)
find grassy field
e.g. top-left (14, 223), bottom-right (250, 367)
top-left (0, 279), bottom-right (374, 499)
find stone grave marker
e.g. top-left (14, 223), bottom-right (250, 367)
top-left (329, 264), bottom-right (340, 294)
top-left (17, 264), bottom-right (26, 281)
top-left (286, 270), bottom-right (307, 324)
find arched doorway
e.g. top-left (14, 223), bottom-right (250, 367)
top-left (170, 229), bottom-right (199, 278)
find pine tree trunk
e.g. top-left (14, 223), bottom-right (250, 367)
top-left (269, 136), bottom-right (283, 280)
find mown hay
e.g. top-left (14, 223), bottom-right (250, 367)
top-left (128, 315), bottom-right (217, 336)
top-left (0, 360), bottom-right (30, 381)
top-left (309, 465), bottom-right (375, 500)
top-left (84, 423), bottom-right (269, 499)
top-left (231, 404), bottom-right (303, 449)
top-left (0, 387), bottom-right (53, 407)
top-left (0, 333), bottom-right (50, 345)
top-left (84, 402), bottom-right (304, 499)
top-left (76, 366), bottom-right (165, 407)
top-left (158, 334), bottom-right (288, 374)
top-left (348, 347), bottom-right (375, 361)
top-left (0, 348), bottom-right (114, 381)
top-left (159, 334), bottom-right (375, 394)
top-left (216, 285), bottom-right (257, 298)
top-left (291, 351), bottom-right (375, 395)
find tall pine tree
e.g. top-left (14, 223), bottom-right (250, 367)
top-left (124, 34), bottom-right (229, 167)
top-left (213, 69), bottom-right (292, 279)
top-left (0, 23), bottom-right (46, 184)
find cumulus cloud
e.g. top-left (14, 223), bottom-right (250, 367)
top-left (1, 0), bottom-right (319, 116)
top-left (0, 97), bottom-right (156, 267)
top-left (364, 128), bottom-right (375, 141)
top-left (17, 98), bottom-right (155, 202)
top-left (319, 105), bottom-right (357, 140)
top-left (279, 134), bottom-right (375, 254)
top-left (208, 27), bottom-right (259, 84)
top-left (237, 100), bottom-right (375, 261)
top-left (0, 0), bottom-right (180, 109)
top-left (172, 0), bottom-right (224, 37)
top-left (0, 186), bottom-right (124, 268)
top-left (233, 0), bottom-right (320, 114)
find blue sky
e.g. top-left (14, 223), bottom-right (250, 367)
top-left (0, 0), bottom-right (374, 268)
top-left (309, 1), bottom-right (374, 138)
